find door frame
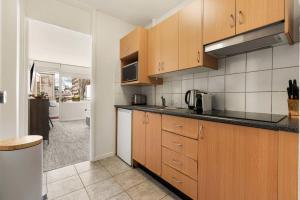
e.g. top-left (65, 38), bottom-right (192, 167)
top-left (18, 3), bottom-right (96, 161)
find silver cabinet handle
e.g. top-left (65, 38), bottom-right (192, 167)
top-left (173, 142), bottom-right (183, 147)
top-left (175, 124), bottom-right (183, 128)
top-left (172, 176), bottom-right (183, 184)
top-left (199, 125), bottom-right (204, 139)
top-left (229, 14), bottom-right (235, 28)
top-left (197, 50), bottom-right (200, 63)
top-left (238, 11), bottom-right (244, 25)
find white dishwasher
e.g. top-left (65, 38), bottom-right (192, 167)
top-left (117, 108), bottom-right (132, 166)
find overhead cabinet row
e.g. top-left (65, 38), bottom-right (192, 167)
top-left (120, 0), bottom-right (294, 85)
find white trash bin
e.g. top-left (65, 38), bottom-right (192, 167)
top-left (0, 135), bottom-right (43, 200)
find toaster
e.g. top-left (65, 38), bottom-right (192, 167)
top-left (131, 94), bottom-right (147, 105)
top-left (195, 93), bottom-right (212, 113)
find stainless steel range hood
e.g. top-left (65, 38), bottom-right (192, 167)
top-left (204, 23), bottom-right (289, 58)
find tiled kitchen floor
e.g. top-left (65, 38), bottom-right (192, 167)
top-left (44, 156), bottom-right (183, 200)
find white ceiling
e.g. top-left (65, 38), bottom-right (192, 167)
top-left (73, 0), bottom-right (184, 26)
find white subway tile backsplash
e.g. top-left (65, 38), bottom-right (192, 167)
top-left (246, 70), bottom-right (272, 92)
top-left (182, 79), bottom-right (194, 93)
top-left (226, 54), bottom-right (246, 74)
top-left (172, 80), bottom-right (182, 93)
top-left (211, 93), bottom-right (225, 110)
top-left (181, 94), bottom-right (188, 108)
top-left (272, 67), bottom-right (299, 91)
top-left (163, 81), bottom-right (172, 94)
top-left (139, 42), bottom-right (299, 114)
top-left (209, 59), bottom-right (225, 76)
top-left (272, 92), bottom-right (288, 115)
top-left (225, 93), bottom-right (245, 112)
top-left (194, 78), bottom-right (208, 92)
top-left (225, 73), bottom-right (245, 92)
top-left (247, 48), bottom-right (272, 72)
top-left (208, 76), bottom-right (225, 93)
top-left (246, 92), bottom-right (271, 113)
top-left (273, 44), bottom-right (299, 69)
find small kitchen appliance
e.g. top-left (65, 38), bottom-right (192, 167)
top-left (131, 94), bottom-right (147, 105)
top-left (185, 90), bottom-right (212, 112)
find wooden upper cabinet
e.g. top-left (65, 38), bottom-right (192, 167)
top-left (236, 0), bottom-right (284, 34)
top-left (159, 13), bottom-right (179, 73)
top-left (179, 0), bottom-right (217, 70)
top-left (148, 26), bottom-right (161, 76)
top-left (145, 112), bottom-right (162, 175)
top-left (120, 28), bottom-right (139, 59)
top-left (132, 111), bottom-right (146, 165)
top-left (203, 0), bottom-right (236, 44)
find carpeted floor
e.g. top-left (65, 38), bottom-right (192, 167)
top-left (43, 120), bottom-right (90, 172)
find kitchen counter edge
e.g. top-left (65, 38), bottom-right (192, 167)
top-left (115, 105), bottom-right (299, 134)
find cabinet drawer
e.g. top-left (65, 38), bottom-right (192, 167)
top-left (162, 147), bottom-right (197, 180)
top-left (162, 164), bottom-right (197, 199)
top-left (162, 115), bottom-right (198, 139)
top-left (162, 131), bottom-right (197, 160)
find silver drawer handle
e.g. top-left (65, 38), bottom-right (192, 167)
top-left (172, 176), bottom-right (183, 183)
top-left (173, 142), bottom-right (183, 147)
top-left (172, 159), bottom-right (182, 165)
top-left (175, 125), bottom-right (183, 128)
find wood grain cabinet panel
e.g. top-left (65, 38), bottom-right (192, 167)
top-left (148, 26), bottom-right (161, 76)
top-left (203, 0), bottom-right (236, 44)
top-left (162, 164), bottom-right (198, 199)
top-left (236, 0), bottom-right (284, 34)
top-left (159, 13), bottom-right (179, 73)
top-left (162, 115), bottom-right (198, 139)
top-left (162, 131), bottom-right (198, 160)
top-left (198, 121), bottom-right (239, 200)
top-left (120, 28), bottom-right (139, 59)
top-left (132, 111), bottom-right (146, 165)
top-left (145, 112), bottom-right (162, 175)
top-left (278, 132), bottom-right (298, 200)
top-left (162, 147), bottom-right (197, 180)
top-left (237, 127), bottom-right (278, 200)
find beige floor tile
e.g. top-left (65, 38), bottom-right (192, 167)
top-left (161, 194), bottom-right (183, 200)
top-left (86, 178), bottom-right (124, 200)
top-left (113, 169), bottom-right (147, 190)
top-left (55, 189), bottom-right (89, 200)
top-left (127, 180), bottom-right (167, 200)
top-left (47, 165), bottom-right (77, 184)
top-left (108, 192), bottom-right (132, 200)
top-left (79, 166), bottom-right (112, 186)
top-left (100, 156), bottom-right (131, 176)
top-left (75, 161), bottom-right (102, 174)
top-left (47, 176), bottom-right (83, 199)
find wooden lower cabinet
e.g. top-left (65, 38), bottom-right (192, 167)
top-left (132, 111), bottom-right (162, 175)
top-left (198, 121), bottom-right (279, 200)
top-left (132, 111), bottom-right (146, 165)
top-left (278, 132), bottom-right (298, 200)
top-left (145, 112), bottom-right (162, 175)
top-left (162, 164), bottom-right (198, 199)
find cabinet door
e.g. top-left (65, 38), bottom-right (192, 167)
top-left (132, 111), bottom-right (146, 165)
top-left (160, 13), bottom-right (179, 73)
top-left (148, 25), bottom-right (161, 76)
top-left (237, 127), bottom-right (278, 200)
top-left (145, 112), bottom-right (162, 175)
top-left (236, 0), bottom-right (284, 34)
top-left (203, 0), bottom-right (236, 44)
top-left (179, 0), bottom-right (203, 69)
top-left (198, 121), bottom-right (239, 200)
top-left (120, 28), bottom-right (139, 59)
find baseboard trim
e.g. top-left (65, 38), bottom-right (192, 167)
top-left (93, 152), bottom-right (115, 161)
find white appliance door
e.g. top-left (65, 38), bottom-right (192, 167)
top-left (117, 108), bottom-right (132, 165)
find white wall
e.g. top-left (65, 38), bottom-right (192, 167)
top-left (28, 19), bottom-right (92, 67)
top-left (0, 0), bottom-right (20, 139)
top-left (25, 0), bottom-right (92, 34)
top-left (93, 11), bottom-right (138, 160)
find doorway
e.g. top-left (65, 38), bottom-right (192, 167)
top-left (26, 19), bottom-right (93, 171)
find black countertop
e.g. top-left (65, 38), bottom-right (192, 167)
top-left (115, 105), bottom-right (299, 133)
